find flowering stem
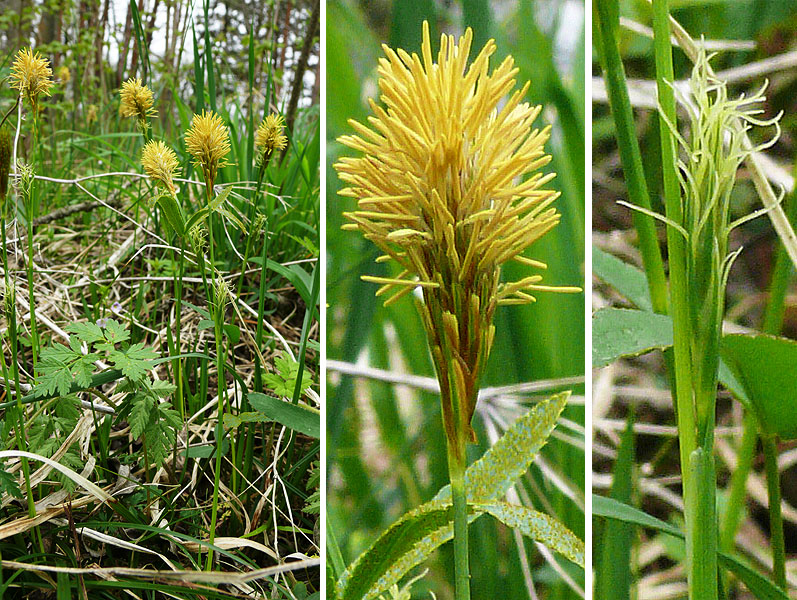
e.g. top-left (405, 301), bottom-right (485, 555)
top-left (652, 4), bottom-right (718, 598)
top-left (205, 196), bottom-right (223, 571)
top-left (448, 434), bottom-right (471, 600)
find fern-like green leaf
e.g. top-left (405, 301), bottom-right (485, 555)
top-left (130, 393), bottom-right (155, 439)
top-left (110, 343), bottom-right (158, 382)
top-left (0, 460), bottom-right (23, 499)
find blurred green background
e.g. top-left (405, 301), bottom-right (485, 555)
top-left (326, 1), bottom-right (585, 598)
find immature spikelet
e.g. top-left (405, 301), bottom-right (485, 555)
top-left (119, 78), bottom-right (156, 124)
top-left (255, 114), bottom-right (288, 165)
top-left (56, 65), bottom-right (70, 83)
top-left (10, 48), bottom-right (53, 109)
top-left (0, 127), bottom-right (10, 205)
top-left (141, 140), bottom-right (179, 195)
top-left (335, 22), bottom-right (578, 446)
top-left (185, 110), bottom-right (230, 191)
top-left (86, 104), bottom-right (98, 125)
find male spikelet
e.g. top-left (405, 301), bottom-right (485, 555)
top-left (141, 140), bottom-right (179, 196)
top-left (120, 78), bottom-right (156, 133)
top-left (185, 110), bottom-right (230, 196)
top-left (10, 48), bottom-right (53, 110)
top-left (255, 114), bottom-right (288, 169)
top-left (335, 22), bottom-right (578, 446)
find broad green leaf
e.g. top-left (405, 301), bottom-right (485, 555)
top-left (338, 497), bottom-right (583, 600)
top-left (475, 501), bottom-right (584, 567)
top-left (720, 333), bottom-right (797, 439)
top-left (592, 308), bottom-right (672, 367)
top-left (197, 320), bottom-right (241, 344)
top-left (184, 206), bottom-right (210, 234)
top-left (248, 392), bottom-right (319, 439)
top-left (591, 309), bottom-right (753, 412)
top-left (223, 411), bottom-right (268, 429)
top-left (336, 503), bottom-right (461, 600)
top-left (432, 391), bottom-right (569, 505)
top-left (338, 392), bottom-right (575, 600)
top-left (593, 495), bottom-right (789, 600)
top-left (156, 193), bottom-right (186, 237)
top-left (592, 246), bottom-right (652, 311)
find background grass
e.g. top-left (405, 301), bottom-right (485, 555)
top-left (326, 1), bottom-right (586, 598)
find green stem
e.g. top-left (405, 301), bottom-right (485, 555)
top-left (762, 435), bottom-right (786, 590)
top-left (448, 436), bottom-right (470, 600)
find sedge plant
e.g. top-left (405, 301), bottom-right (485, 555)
top-left (9, 47), bottom-right (53, 372)
top-left (624, 31), bottom-right (782, 598)
top-left (184, 109), bottom-right (233, 570)
top-left (335, 22), bottom-right (581, 599)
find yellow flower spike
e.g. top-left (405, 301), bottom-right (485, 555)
top-left (141, 140), bottom-right (179, 195)
top-left (255, 114), bottom-right (288, 163)
top-left (184, 110), bottom-right (230, 192)
top-left (334, 21), bottom-right (580, 447)
top-left (119, 77), bottom-right (156, 122)
top-left (10, 48), bottom-right (53, 109)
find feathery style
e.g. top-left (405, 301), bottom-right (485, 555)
top-left (141, 140), bottom-right (179, 195)
top-left (119, 78), bottom-right (156, 122)
top-left (184, 110), bottom-right (230, 192)
top-left (255, 114), bottom-right (288, 161)
top-left (335, 22), bottom-right (576, 445)
top-left (10, 48), bottom-right (53, 109)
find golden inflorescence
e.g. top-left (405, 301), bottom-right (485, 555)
top-left (10, 48), bottom-right (53, 108)
top-left (335, 22), bottom-right (569, 308)
top-left (184, 110), bottom-right (230, 190)
top-left (141, 140), bottom-right (179, 196)
top-left (119, 78), bottom-right (156, 122)
top-left (335, 22), bottom-right (578, 445)
top-left (255, 114), bottom-right (288, 161)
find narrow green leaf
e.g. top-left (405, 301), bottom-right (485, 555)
top-left (720, 333), bottom-right (797, 439)
top-left (592, 308), bottom-right (673, 368)
top-left (184, 207), bottom-right (211, 237)
top-left (129, 0), bottom-right (150, 82)
top-left (248, 392), bottom-right (319, 439)
top-left (592, 246), bottom-right (652, 311)
top-left (476, 501), bottom-right (584, 567)
top-left (203, 0), bottom-right (216, 112)
top-left (192, 23), bottom-right (204, 112)
top-left (596, 408), bottom-right (635, 599)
